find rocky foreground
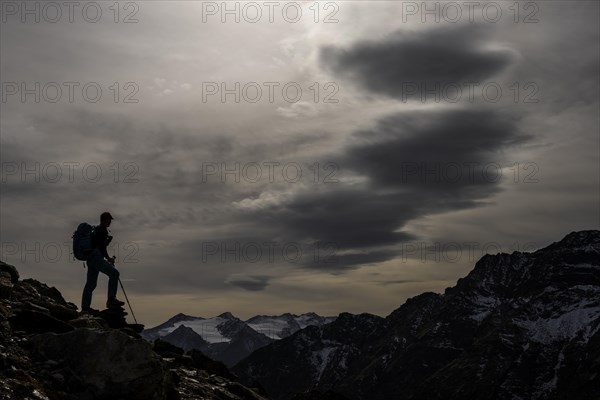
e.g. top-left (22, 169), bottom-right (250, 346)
top-left (0, 260), bottom-right (268, 400)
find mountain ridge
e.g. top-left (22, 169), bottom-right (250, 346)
top-left (142, 311), bottom-right (338, 366)
top-left (233, 230), bottom-right (600, 400)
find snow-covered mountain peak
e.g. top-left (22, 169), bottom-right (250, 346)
top-left (246, 313), bottom-right (337, 339)
top-left (142, 311), bottom-right (338, 365)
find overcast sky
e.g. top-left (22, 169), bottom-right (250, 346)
top-left (1, 1), bottom-right (598, 326)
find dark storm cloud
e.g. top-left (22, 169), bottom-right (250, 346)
top-left (309, 248), bottom-right (403, 272)
top-left (320, 25), bottom-right (513, 99)
top-left (247, 188), bottom-right (419, 249)
top-left (238, 107), bottom-right (530, 271)
top-left (342, 109), bottom-right (531, 194)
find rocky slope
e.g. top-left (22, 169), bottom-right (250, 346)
top-left (233, 230), bottom-right (600, 400)
top-left (0, 260), bottom-right (268, 400)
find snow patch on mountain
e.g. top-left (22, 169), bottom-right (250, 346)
top-left (311, 347), bottom-right (337, 383)
top-left (469, 294), bottom-right (499, 321)
top-left (515, 306), bottom-right (600, 344)
top-left (246, 317), bottom-right (294, 339)
top-left (246, 313), bottom-right (337, 339)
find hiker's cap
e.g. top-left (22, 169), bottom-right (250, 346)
top-left (101, 212), bottom-right (114, 220)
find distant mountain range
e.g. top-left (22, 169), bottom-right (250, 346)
top-left (233, 230), bottom-right (600, 400)
top-left (141, 311), bottom-right (336, 366)
top-left (140, 230), bottom-right (600, 399)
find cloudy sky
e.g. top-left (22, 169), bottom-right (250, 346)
top-left (1, 1), bottom-right (598, 326)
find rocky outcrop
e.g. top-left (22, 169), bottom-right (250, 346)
top-left (30, 328), bottom-right (173, 400)
top-left (0, 260), bottom-right (270, 400)
top-left (0, 261), bottom-right (18, 300)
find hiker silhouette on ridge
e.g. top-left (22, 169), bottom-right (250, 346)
top-left (81, 212), bottom-right (124, 313)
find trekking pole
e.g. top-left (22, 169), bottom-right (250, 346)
top-left (118, 278), bottom-right (138, 324)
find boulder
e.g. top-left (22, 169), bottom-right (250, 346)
top-left (68, 316), bottom-right (107, 330)
top-left (96, 305), bottom-right (144, 333)
top-left (20, 279), bottom-right (66, 304)
top-left (0, 271), bottom-right (13, 299)
top-left (30, 328), bottom-right (174, 400)
top-left (153, 338), bottom-right (185, 357)
top-left (98, 306), bottom-right (128, 328)
top-left (10, 310), bottom-right (75, 334)
top-left (0, 261), bottom-right (19, 283)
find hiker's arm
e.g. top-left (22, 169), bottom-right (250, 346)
top-left (100, 246), bottom-right (110, 260)
top-left (106, 236), bottom-right (115, 264)
top-left (99, 236), bottom-right (110, 260)
top-left (96, 226), bottom-right (111, 260)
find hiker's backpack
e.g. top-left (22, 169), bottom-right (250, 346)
top-left (72, 223), bottom-right (95, 261)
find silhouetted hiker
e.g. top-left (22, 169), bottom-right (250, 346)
top-left (81, 212), bottom-right (124, 313)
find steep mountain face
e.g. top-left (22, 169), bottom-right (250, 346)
top-left (143, 312), bottom-right (337, 366)
top-left (233, 230), bottom-right (600, 400)
top-left (0, 260), bottom-right (268, 400)
top-left (234, 312), bottom-right (384, 400)
top-left (162, 325), bottom-right (209, 352)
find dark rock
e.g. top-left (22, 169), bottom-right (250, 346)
top-left (172, 368), bottom-right (267, 400)
top-left (224, 381), bottom-right (267, 399)
top-left (10, 310), bottom-right (74, 334)
top-left (188, 348), bottom-right (238, 381)
top-left (0, 271), bottom-right (14, 299)
top-left (10, 278), bottom-right (79, 324)
top-left (30, 328), bottom-right (174, 400)
top-left (98, 306), bottom-right (128, 329)
top-left (42, 302), bottom-right (80, 322)
top-left (25, 301), bottom-right (50, 314)
top-left (127, 323), bottom-right (145, 333)
top-left (0, 261), bottom-right (19, 283)
top-left (154, 338), bottom-right (185, 357)
top-left (20, 279), bottom-right (66, 304)
top-left (68, 316), bottom-right (106, 329)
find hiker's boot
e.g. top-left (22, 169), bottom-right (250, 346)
top-left (106, 297), bottom-right (125, 308)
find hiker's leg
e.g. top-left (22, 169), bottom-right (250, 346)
top-left (94, 258), bottom-right (120, 298)
top-left (107, 265), bottom-right (119, 298)
top-left (81, 262), bottom-right (100, 309)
